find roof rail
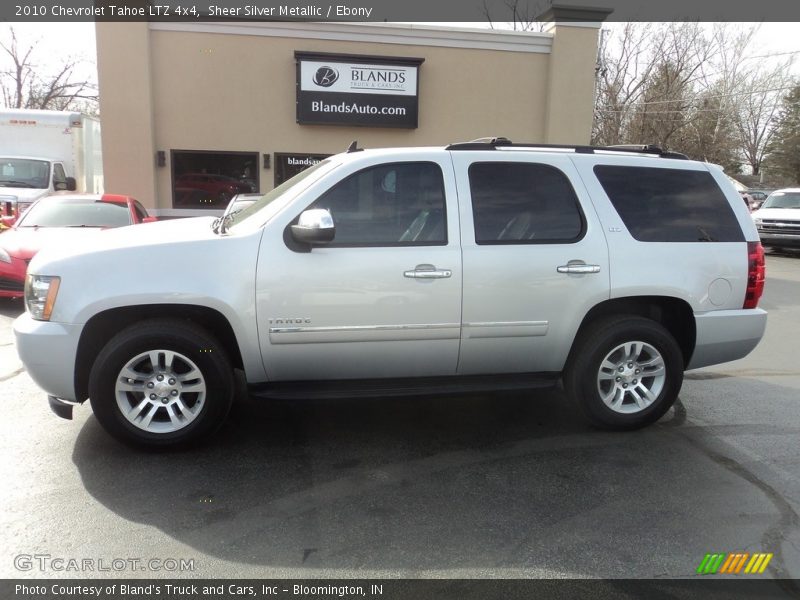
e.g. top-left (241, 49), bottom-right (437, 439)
top-left (445, 138), bottom-right (688, 159)
top-left (605, 144), bottom-right (688, 159)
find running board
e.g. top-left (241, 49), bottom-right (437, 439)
top-left (248, 373), bottom-right (559, 401)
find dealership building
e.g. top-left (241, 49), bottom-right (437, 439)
top-left (96, 9), bottom-right (609, 215)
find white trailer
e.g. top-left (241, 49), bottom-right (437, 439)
top-left (0, 108), bottom-right (103, 222)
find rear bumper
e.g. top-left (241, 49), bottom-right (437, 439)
top-left (687, 308), bottom-right (767, 370)
top-left (13, 312), bottom-right (82, 401)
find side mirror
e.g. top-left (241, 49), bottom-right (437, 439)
top-left (55, 177), bottom-right (77, 191)
top-left (142, 216), bottom-right (159, 223)
top-left (290, 208), bottom-right (335, 245)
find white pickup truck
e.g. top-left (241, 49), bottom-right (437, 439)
top-left (14, 140), bottom-right (767, 448)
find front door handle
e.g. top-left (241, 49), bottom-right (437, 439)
top-left (557, 263), bottom-right (601, 274)
top-left (404, 264), bottom-right (452, 279)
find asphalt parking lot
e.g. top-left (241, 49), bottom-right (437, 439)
top-left (1, 253), bottom-right (799, 586)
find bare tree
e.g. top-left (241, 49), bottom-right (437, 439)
top-left (482, 0), bottom-right (547, 32)
top-left (732, 64), bottom-right (795, 176)
top-left (592, 22), bottom-right (795, 176)
top-left (593, 23), bottom-right (661, 146)
top-left (592, 23), bottom-right (716, 149)
top-left (702, 24), bottom-right (794, 176)
top-left (625, 24), bottom-right (718, 150)
top-left (1, 26), bottom-right (98, 113)
top-left (682, 84), bottom-right (741, 171)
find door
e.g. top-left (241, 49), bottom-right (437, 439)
top-left (450, 153), bottom-right (610, 374)
top-left (256, 157), bottom-right (462, 381)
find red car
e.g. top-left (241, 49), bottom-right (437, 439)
top-left (0, 194), bottom-right (155, 298)
top-left (175, 173), bottom-right (252, 203)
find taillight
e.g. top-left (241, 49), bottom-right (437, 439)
top-left (744, 241), bottom-right (765, 309)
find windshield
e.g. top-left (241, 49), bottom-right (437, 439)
top-left (0, 158), bottom-right (50, 189)
top-left (763, 191), bottom-right (800, 209)
top-left (17, 199), bottom-right (132, 228)
top-left (227, 159), bottom-right (335, 233)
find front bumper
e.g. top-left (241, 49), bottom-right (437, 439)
top-left (687, 308), bottom-right (767, 370)
top-left (13, 312), bottom-right (83, 401)
top-left (757, 232), bottom-right (800, 248)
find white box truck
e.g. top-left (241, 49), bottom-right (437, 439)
top-left (0, 108), bottom-right (103, 225)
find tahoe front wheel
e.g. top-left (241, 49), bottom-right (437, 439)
top-left (88, 319), bottom-right (235, 448)
top-left (565, 316), bottom-right (684, 429)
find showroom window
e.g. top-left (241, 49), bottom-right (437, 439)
top-left (171, 150), bottom-right (259, 210)
top-left (275, 153), bottom-right (331, 186)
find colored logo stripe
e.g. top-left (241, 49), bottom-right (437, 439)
top-left (697, 552), bottom-right (773, 575)
top-left (719, 553), bottom-right (749, 574)
top-left (745, 553), bottom-right (773, 574)
top-left (697, 554), bottom-right (725, 574)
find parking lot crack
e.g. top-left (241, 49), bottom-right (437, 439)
top-left (677, 427), bottom-right (800, 592)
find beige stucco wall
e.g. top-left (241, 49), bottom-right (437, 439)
top-left (97, 23), bottom-right (600, 211)
top-left (542, 24), bottom-right (601, 144)
top-left (96, 22), bottom-right (157, 207)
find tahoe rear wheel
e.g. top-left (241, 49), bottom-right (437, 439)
top-left (89, 319), bottom-right (235, 448)
top-left (565, 316), bottom-right (683, 429)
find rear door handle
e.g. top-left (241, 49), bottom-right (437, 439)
top-left (404, 264), bottom-right (452, 279)
top-left (557, 263), bottom-right (601, 274)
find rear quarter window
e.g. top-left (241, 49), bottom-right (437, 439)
top-left (593, 166), bottom-right (744, 242)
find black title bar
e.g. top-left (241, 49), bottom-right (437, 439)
top-left (5, 0), bottom-right (800, 22)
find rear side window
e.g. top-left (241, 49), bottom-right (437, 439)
top-left (469, 162), bottom-right (584, 244)
top-left (594, 166), bottom-right (744, 242)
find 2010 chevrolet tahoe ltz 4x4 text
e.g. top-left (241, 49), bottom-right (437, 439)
top-left (14, 140), bottom-right (767, 448)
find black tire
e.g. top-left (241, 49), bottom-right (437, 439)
top-left (88, 319), bottom-right (235, 449)
top-left (564, 316), bottom-right (684, 430)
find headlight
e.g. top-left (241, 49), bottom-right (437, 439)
top-left (753, 218), bottom-right (762, 227)
top-left (0, 246), bottom-right (10, 264)
top-left (24, 275), bottom-right (60, 321)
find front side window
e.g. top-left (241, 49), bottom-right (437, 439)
top-left (469, 162), bottom-right (584, 244)
top-left (594, 166), bottom-right (745, 242)
top-left (308, 162), bottom-right (447, 246)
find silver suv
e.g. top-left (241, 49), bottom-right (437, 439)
top-left (14, 139), bottom-right (767, 448)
